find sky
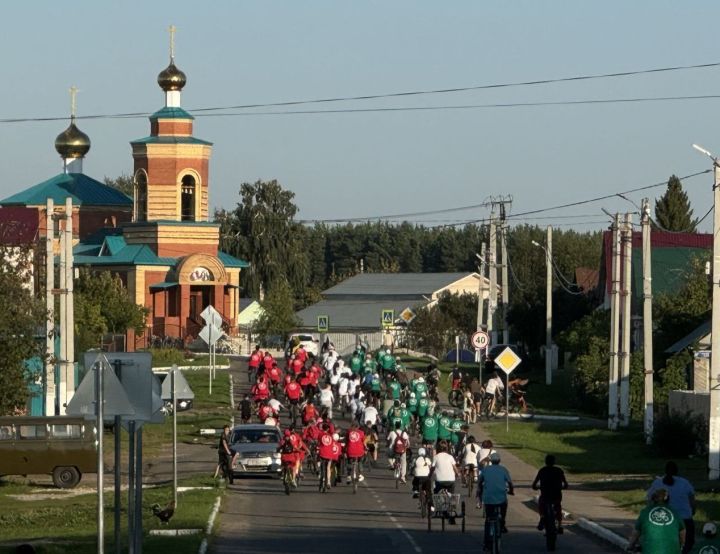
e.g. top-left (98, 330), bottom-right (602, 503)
top-left (2, 1), bottom-right (720, 232)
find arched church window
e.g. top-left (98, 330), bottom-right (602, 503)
top-left (134, 171), bottom-right (148, 222)
top-left (181, 174), bottom-right (196, 221)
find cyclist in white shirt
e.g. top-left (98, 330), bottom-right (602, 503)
top-left (431, 442), bottom-right (459, 494)
top-left (319, 382), bottom-right (334, 418)
top-left (387, 422), bottom-right (410, 483)
top-left (412, 447), bottom-right (433, 498)
top-left (484, 372), bottom-right (505, 414)
top-left (362, 404), bottom-right (379, 427)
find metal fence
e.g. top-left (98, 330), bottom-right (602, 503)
top-left (668, 390), bottom-right (709, 419)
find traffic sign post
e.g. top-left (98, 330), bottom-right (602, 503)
top-left (492, 346), bottom-right (523, 432)
top-left (381, 309), bottom-right (394, 328)
top-left (471, 331), bottom-right (490, 384)
top-left (317, 315), bottom-right (329, 333)
top-left (200, 305), bottom-right (224, 395)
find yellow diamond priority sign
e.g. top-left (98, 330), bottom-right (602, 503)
top-left (495, 346), bottom-right (521, 375)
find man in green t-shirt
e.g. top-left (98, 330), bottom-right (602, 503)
top-left (408, 393), bottom-right (419, 416)
top-left (417, 393), bottom-right (429, 418)
top-left (388, 378), bottom-right (402, 401)
top-left (449, 416), bottom-right (464, 448)
top-left (691, 521), bottom-right (720, 554)
top-left (349, 351), bottom-right (363, 374)
top-left (413, 377), bottom-right (428, 396)
top-left (628, 488), bottom-right (685, 554)
top-left (437, 411), bottom-right (453, 442)
top-left (381, 350), bottom-right (396, 375)
top-left (421, 413), bottom-right (439, 444)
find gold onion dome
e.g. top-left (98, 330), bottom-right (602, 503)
top-left (54, 119), bottom-right (91, 159)
top-left (157, 60), bottom-right (187, 91)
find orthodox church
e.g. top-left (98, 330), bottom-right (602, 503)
top-left (0, 39), bottom-right (248, 349)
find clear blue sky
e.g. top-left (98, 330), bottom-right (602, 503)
top-left (2, 1), bottom-right (719, 231)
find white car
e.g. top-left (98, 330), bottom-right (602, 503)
top-left (285, 333), bottom-right (320, 358)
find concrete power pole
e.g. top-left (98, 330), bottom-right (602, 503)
top-left (545, 226), bottom-right (553, 385)
top-left (709, 157), bottom-right (720, 479)
top-left (500, 206), bottom-right (510, 345)
top-left (45, 199), bottom-right (55, 416)
top-left (476, 242), bottom-right (487, 331)
top-left (608, 214), bottom-right (621, 430)
top-left (619, 213), bottom-right (633, 427)
top-left (488, 211), bottom-right (498, 345)
top-left (641, 198), bottom-right (654, 444)
top-left (63, 198), bottom-right (75, 413)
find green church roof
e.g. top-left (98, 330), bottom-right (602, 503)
top-left (1, 173), bottom-right (133, 207)
top-left (130, 136), bottom-right (212, 146)
top-left (150, 106), bottom-right (195, 120)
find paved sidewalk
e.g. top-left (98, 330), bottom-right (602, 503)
top-left (469, 419), bottom-right (635, 549)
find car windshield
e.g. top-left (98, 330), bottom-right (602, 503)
top-left (231, 429), bottom-right (279, 444)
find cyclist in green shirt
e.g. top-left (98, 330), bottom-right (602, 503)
top-left (400, 404), bottom-right (411, 429)
top-left (628, 488), bottom-right (685, 554)
top-left (421, 413), bottom-right (439, 445)
top-left (417, 392), bottom-right (430, 418)
top-left (363, 355), bottom-right (376, 375)
top-left (413, 377), bottom-right (429, 396)
top-left (691, 522), bottom-right (720, 554)
top-left (438, 411), bottom-right (453, 442)
top-left (381, 350), bottom-right (396, 376)
top-left (349, 351), bottom-right (363, 374)
top-left (387, 403), bottom-right (405, 431)
top-left (408, 393), bottom-right (419, 416)
top-left (449, 415), bottom-right (465, 449)
top-left (388, 378), bottom-right (402, 401)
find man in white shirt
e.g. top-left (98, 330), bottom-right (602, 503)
top-left (362, 404), bottom-right (379, 427)
top-left (431, 442), bottom-right (459, 494)
top-left (319, 383), bottom-right (334, 418)
top-left (386, 422), bottom-right (410, 482)
top-left (412, 447), bottom-right (432, 498)
top-left (484, 372), bottom-right (505, 414)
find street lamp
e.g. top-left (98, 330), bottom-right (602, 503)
top-left (532, 230), bottom-right (553, 385)
top-left (692, 143), bottom-right (720, 479)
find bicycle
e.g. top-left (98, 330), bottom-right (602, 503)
top-left (418, 480), bottom-right (431, 519)
top-left (349, 457), bottom-right (361, 494)
top-left (541, 499), bottom-right (559, 551)
top-left (392, 456), bottom-right (402, 489)
top-left (448, 388), bottom-right (464, 408)
top-left (281, 463), bottom-right (294, 495)
top-left (288, 402), bottom-right (299, 427)
top-left (483, 504), bottom-right (503, 554)
top-left (318, 459), bottom-right (330, 493)
top-left (463, 464), bottom-right (476, 497)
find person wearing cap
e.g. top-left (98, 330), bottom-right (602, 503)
top-left (628, 488), bottom-right (685, 554)
top-left (412, 446), bottom-right (433, 499)
top-left (647, 461), bottom-right (697, 553)
top-left (691, 522), bottom-right (720, 553)
top-left (478, 451), bottom-right (514, 544)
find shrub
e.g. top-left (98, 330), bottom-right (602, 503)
top-left (143, 347), bottom-right (186, 367)
top-left (654, 410), bottom-right (708, 457)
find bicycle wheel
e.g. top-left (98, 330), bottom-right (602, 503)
top-left (492, 519), bottom-right (502, 554)
top-left (394, 463), bottom-right (400, 489)
top-left (283, 467), bottom-right (291, 495)
top-left (522, 403), bottom-right (535, 419)
top-left (467, 471), bottom-right (474, 497)
top-left (420, 489), bottom-right (427, 518)
top-left (448, 390), bottom-right (462, 408)
top-left (319, 460), bottom-right (327, 492)
top-left (544, 502), bottom-right (557, 551)
top-left (352, 460), bottom-right (358, 494)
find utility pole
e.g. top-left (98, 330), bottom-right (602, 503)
top-left (488, 210), bottom-right (497, 345)
top-left (619, 213), bottom-right (633, 427)
top-left (608, 214), bottom-right (621, 430)
top-left (45, 199), bottom-right (55, 415)
top-left (545, 226), bottom-right (553, 385)
top-left (476, 243), bottom-right (487, 331)
top-left (500, 204), bottom-right (510, 344)
top-left (641, 198), bottom-right (654, 444)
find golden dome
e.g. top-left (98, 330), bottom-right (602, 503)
top-left (54, 119), bottom-right (91, 159)
top-left (157, 61), bottom-right (187, 91)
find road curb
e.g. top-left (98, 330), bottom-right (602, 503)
top-left (576, 517), bottom-right (629, 550)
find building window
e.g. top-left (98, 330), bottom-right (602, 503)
top-left (134, 171), bottom-right (148, 221)
top-left (168, 287), bottom-right (179, 317)
top-left (181, 174), bottom-right (196, 221)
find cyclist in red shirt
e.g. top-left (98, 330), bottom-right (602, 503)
top-left (251, 375), bottom-right (270, 403)
top-left (267, 362), bottom-right (282, 395)
top-left (257, 401), bottom-right (273, 423)
top-left (345, 422), bottom-right (366, 483)
top-left (248, 345), bottom-right (262, 383)
top-left (302, 400), bottom-right (320, 425)
top-left (290, 355), bottom-right (304, 376)
top-left (263, 352), bottom-right (275, 372)
top-left (295, 345), bottom-right (308, 365)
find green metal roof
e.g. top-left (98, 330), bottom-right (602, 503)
top-left (74, 241), bottom-right (176, 267)
top-left (131, 136), bottom-right (212, 146)
top-left (1, 173), bottom-right (133, 207)
top-left (101, 235), bottom-right (127, 256)
top-left (218, 251), bottom-right (250, 268)
top-left (149, 281), bottom-right (178, 290)
top-left (150, 107), bottom-right (195, 120)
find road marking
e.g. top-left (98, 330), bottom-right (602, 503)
top-left (364, 482), bottom-right (422, 553)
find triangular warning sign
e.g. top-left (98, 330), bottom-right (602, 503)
top-left (161, 368), bottom-right (195, 401)
top-left (66, 353), bottom-right (135, 419)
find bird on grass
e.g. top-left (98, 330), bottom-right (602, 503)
top-left (151, 500), bottom-right (176, 524)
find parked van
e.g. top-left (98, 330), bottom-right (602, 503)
top-left (0, 416), bottom-right (96, 488)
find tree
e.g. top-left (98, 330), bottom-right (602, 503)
top-left (104, 174), bottom-right (134, 197)
top-left (0, 246), bottom-right (48, 415)
top-left (654, 175), bottom-right (699, 232)
top-left (217, 180), bottom-right (309, 302)
top-left (253, 279), bottom-right (300, 340)
top-left (74, 270), bottom-right (148, 353)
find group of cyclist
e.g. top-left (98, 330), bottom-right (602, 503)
top-left (241, 341), bottom-right (565, 550)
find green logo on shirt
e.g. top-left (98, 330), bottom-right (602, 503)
top-left (648, 507), bottom-right (674, 526)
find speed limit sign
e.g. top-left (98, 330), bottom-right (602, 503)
top-left (470, 331), bottom-right (490, 350)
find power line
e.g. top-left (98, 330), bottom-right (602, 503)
top-left (3, 60), bottom-right (720, 124)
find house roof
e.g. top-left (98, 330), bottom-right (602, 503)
top-left (0, 207), bottom-right (39, 245)
top-left (665, 319), bottom-right (711, 354)
top-left (575, 267), bottom-right (599, 292)
top-left (150, 107), bottom-right (195, 120)
top-left (296, 299), bottom-right (426, 330)
top-left (322, 272), bottom-right (477, 298)
top-left (1, 173), bottom-right (133, 207)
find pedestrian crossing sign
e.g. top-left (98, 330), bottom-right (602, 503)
top-left (381, 309), bottom-right (394, 328)
top-left (317, 315), bottom-right (329, 332)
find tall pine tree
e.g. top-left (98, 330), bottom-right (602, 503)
top-left (654, 175), bottom-right (699, 232)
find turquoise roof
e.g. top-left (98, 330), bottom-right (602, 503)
top-left (218, 251), bottom-right (250, 268)
top-left (1, 173), bottom-right (133, 207)
top-left (150, 107), bottom-right (195, 120)
top-left (131, 136), bottom-right (212, 146)
top-left (73, 230), bottom-right (249, 269)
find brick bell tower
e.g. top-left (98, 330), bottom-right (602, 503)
top-left (126, 25), bottom-right (218, 258)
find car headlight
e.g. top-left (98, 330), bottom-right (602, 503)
top-left (272, 452), bottom-right (281, 460)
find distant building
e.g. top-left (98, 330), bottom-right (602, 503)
top-left (296, 272), bottom-right (493, 354)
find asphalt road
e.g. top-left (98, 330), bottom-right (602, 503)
top-left (212, 363), bottom-right (620, 554)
